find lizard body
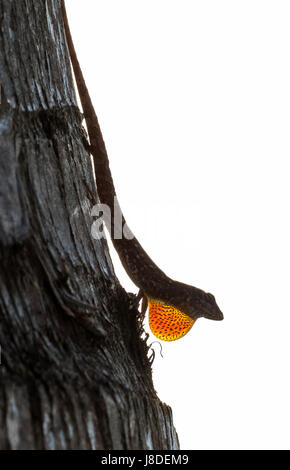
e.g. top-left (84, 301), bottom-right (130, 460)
top-left (61, 0), bottom-right (223, 341)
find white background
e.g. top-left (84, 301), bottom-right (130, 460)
top-left (66, 1), bottom-right (290, 450)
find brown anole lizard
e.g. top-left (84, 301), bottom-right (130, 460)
top-left (61, 0), bottom-right (223, 341)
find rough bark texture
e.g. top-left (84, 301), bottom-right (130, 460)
top-left (0, 0), bottom-right (179, 450)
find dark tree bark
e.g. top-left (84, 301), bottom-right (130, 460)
top-left (0, 0), bottom-right (179, 450)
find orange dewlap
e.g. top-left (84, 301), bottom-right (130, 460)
top-left (148, 298), bottom-right (195, 341)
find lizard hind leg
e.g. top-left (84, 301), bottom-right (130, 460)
top-left (148, 299), bottom-right (195, 342)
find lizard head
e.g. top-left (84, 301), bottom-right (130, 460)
top-left (191, 289), bottom-right (224, 321)
top-left (147, 283), bottom-right (223, 341)
top-left (158, 280), bottom-right (224, 323)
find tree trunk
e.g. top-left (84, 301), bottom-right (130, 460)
top-left (0, 0), bottom-right (179, 450)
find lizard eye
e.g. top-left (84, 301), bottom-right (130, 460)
top-left (148, 299), bottom-right (195, 341)
top-left (207, 293), bottom-right (216, 302)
